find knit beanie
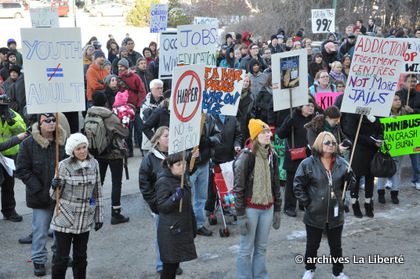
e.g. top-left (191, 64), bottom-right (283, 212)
top-left (92, 90), bottom-right (107, 106)
top-left (248, 119), bottom-right (269, 141)
top-left (118, 58), bottom-right (129, 69)
top-left (113, 90), bottom-right (128, 107)
top-left (103, 74), bottom-right (117, 87)
top-left (65, 133), bottom-right (89, 156)
top-left (8, 65), bottom-right (21, 75)
top-left (119, 46), bottom-right (128, 54)
top-left (93, 50), bottom-right (105, 60)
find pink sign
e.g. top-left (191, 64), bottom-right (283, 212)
top-left (315, 92), bottom-right (342, 110)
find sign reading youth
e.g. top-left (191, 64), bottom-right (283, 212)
top-left (21, 28), bottom-right (85, 114)
top-left (177, 24), bottom-right (218, 66)
top-left (340, 36), bottom-right (408, 117)
top-left (159, 31), bottom-right (177, 80)
top-left (150, 4), bottom-right (168, 33)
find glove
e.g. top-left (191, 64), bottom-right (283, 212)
top-left (237, 215), bottom-right (248, 235)
top-left (94, 222), bottom-right (103, 231)
top-left (51, 178), bottom-right (63, 190)
top-left (171, 187), bottom-right (184, 202)
top-left (272, 211), bottom-right (281, 230)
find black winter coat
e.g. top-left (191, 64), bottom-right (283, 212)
top-left (156, 169), bottom-right (197, 264)
top-left (236, 90), bottom-right (255, 144)
top-left (138, 148), bottom-right (167, 214)
top-left (254, 86), bottom-right (276, 125)
top-left (397, 88), bottom-right (420, 114)
top-left (195, 114), bottom-right (221, 167)
top-left (277, 109), bottom-right (313, 172)
top-left (212, 115), bottom-right (242, 164)
top-left (143, 105), bottom-right (170, 140)
top-left (294, 155), bottom-right (355, 229)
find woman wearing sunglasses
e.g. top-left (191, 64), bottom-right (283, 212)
top-left (294, 131), bottom-right (355, 279)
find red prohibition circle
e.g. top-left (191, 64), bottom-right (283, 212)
top-left (173, 70), bottom-right (202, 122)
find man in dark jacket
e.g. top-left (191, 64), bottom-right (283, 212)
top-left (15, 113), bottom-right (67, 277)
top-left (268, 35), bottom-right (284, 54)
top-left (5, 65), bottom-right (26, 121)
top-left (135, 57), bottom-right (151, 93)
top-left (0, 52), bottom-right (18, 82)
top-left (142, 90), bottom-right (170, 140)
top-left (338, 33), bottom-right (356, 60)
top-left (240, 43), bottom-right (267, 73)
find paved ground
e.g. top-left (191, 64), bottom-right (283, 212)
top-left (1, 151), bottom-right (419, 279)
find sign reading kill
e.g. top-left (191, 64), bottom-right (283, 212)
top-left (21, 28), bottom-right (85, 114)
top-left (340, 36), bottom-right (408, 117)
top-left (169, 65), bottom-right (205, 155)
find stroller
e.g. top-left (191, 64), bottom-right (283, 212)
top-left (207, 164), bottom-right (236, 237)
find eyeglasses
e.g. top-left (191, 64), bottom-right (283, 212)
top-left (42, 118), bottom-right (56, 124)
top-left (323, 140), bottom-right (337, 146)
top-left (320, 75), bottom-right (330, 78)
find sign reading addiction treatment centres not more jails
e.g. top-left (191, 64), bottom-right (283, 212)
top-left (21, 28), bottom-right (85, 114)
top-left (340, 36), bottom-right (408, 117)
top-left (169, 65), bottom-right (205, 155)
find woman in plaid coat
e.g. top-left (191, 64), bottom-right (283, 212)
top-left (50, 133), bottom-right (104, 279)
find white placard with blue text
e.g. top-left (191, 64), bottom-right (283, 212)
top-left (193, 17), bottom-right (219, 27)
top-left (21, 28), bottom-right (85, 114)
top-left (30, 7), bottom-right (59, 28)
top-left (150, 4), bottom-right (168, 33)
top-left (177, 24), bottom-right (219, 66)
top-left (311, 9), bottom-right (335, 34)
top-left (340, 36), bottom-right (407, 117)
top-left (159, 31), bottom-right (178, 80)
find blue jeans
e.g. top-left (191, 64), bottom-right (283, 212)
top-left (377, 155), bottom-right (405, 191)
top-left (190, 161), bottom-right (210, 228)
top-left (154, 214), bottom-right (163, 272)
top-left (236, 206), bottom-right (273, 279)
top-left (409, 153), bottom-right (420, 183)
top-left (32, 208), bottom-right (52, 264)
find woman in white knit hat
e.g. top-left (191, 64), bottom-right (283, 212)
top-left (50, 133), bottom-right (104, 279)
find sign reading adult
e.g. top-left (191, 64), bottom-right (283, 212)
top-left (159, 31), bottom-right (177, 79)
top-left (21, 28), bottom-right (85, 114)
top-left (169, 65), bottom-right (205, 155)
top-left (177, 24), bottom-right (219, 66)
top-left (30, 7), bottom-right (59, 28)
top-left (150, 4), bottom-right (168, 33)
top-left (340, 36), bottom-right (408, 117)
top-left (272, 49), bottom-right (308, 111)
top-left (311, 9), bottom-right (335, 34)
top-left (203, 67), bottom-right (245, 115)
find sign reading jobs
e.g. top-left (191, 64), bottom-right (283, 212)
top-left (169, 65), bottom-right (204, 155)
top-left (340, 36), bottom-right (408, 117)
top-left (21, 28), bottom-right (85, 114)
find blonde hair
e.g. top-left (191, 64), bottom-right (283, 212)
top-left (150, 126), bottom-right (169, 147)
top-left (312, 131), bottom-right (337, 156)
top-left (331, 61), bottom-right (343, 70)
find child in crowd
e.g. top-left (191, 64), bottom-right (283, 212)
top-left (112, 90), bottom-right (135, 128)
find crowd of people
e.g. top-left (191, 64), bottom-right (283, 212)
top-left (0, 17), bottom-right (419, 279)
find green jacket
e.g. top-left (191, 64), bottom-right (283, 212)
top-left (0, 109), bottom-right (26, 156)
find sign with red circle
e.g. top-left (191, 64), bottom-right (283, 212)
top-left (173, 70), bottom-right (203, 122)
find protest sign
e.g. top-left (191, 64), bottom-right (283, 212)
top-left (169, 65), bottom-right (205, 154)
top-left (177, 24), bottom-right (218, 66)
top-left (315, 92), bottom-right (342, 110)
top-left (380, 114), bottom-right (420, 157)
top-left (272, 49), bottom-right (308, 111)
top-left (193, 17), bottom-right (219, 26)
top-left (30, 7), bottom-right (59, 28)
top-left (340, 36), bottom-right (408, 117)
top-left (150, 4), bottom-right (168, 33)
top-left (21, 28), bottom-right (85, 114)
top-left (159, 31), bottom-right (177, 79)
top-left (402, 38), bottom-right (419, 73)
top-left (311, 9), bottom-right (335, 34)
top-left (203, 66), bottom-right (245, 115)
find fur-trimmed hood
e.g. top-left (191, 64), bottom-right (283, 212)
top-left (31, 122), bottom-right (67, 149)
top-left (304, 114), bottom-right (325, 134)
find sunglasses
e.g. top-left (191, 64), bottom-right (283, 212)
top-left (323, 140), bottom-right (337, 146)
top-left (42, 118), bottom-right (56, 124)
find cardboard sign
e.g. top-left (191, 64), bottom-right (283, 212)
top-left (203, 67), bottom-right (245, 116)
top-left (177, 24), bottom-right (218, 66)
top-left (315, 92), bottom-right (342, 110)
top-left (340, 36), bottom-right (408, 117)
top-left (150, 4), bottom-right (168, 33)
top-left (402, 38), bottom-right (419, 73)
top-left (311, 9), bottom-right (335, 34)
top-left (272, 49), bottom-right (309, 111)
top-left (169, 65), bottom-right (205, 154)
top-left (30, 7), bottom-right (59, 28)
top-left (159, 31), bottom-right (178, 80)
top-left (380, 114), bottom-right (420, 157)
top-left (21, 28), bottom-right (85, 114)
top-left (193, 17), bottom-right (219, 26)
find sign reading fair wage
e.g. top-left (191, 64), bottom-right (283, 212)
top-left (169, 65), bottom-right (205, 155)
top-left (340, 36), bottom-right (408, 117)
top-left (21, 28), bottom-right (85, 114)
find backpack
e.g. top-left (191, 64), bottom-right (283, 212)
top-left (83, 113), bottom-right (112, 156)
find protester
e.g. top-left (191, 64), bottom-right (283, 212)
top-left (248, 59), bottom-right (268, 98)
top-left (254, 75), bottom-right (275, 125)
top-left (143, 90), bottom-right (170, 140)
top-left (82, 45), bottom-right (94, 66)
top-left (86, 50), bottom-right (109, 107)
top-left (125, 38), bottom-right (143, 66)
top-left (338, 33), bottom-right (356, 60)
top-left (135, 57), bottom-right (152, 93)
top-left (237, 75), bottom-right (255, 144)
top-left (308, 53), bottom-right (328, 85)
top-left (6, 38), bottom-right (23, 67)
top-left (341, 54), bottom-right (351, 77)
top-left (309, 70), bottom-right (337, 96)
top-left (329, 61), bottom-right (347, 84)
top-left (4, 65), bottom-right (26, 120)
top-left (103, 74), bottom-right (119, 109)
top-left (112, 90), bottom-right (135, 129)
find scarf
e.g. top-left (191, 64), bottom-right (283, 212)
top-left (241, 89), bottom-right (250, 100)
top-left (329, 71), bottom-right (346, 82)
top-left (251, 146), bottom-right (273, 205)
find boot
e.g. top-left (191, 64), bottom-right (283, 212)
top-left (377, 190), bottom-right (386, 204)
top-left (352, 200), bottom-right (363, 218)
top-left (364, 199), bottom-right (374, 218)
top-left (390, 191), bottom-right (399, 204)
top-left (111, 206), bottom-right (129, 225)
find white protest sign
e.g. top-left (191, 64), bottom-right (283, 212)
top-left (150, 4), bottom-right (168, 33)
top-left (30, 7), bottom-right (59, 28)
top-left (159, 31), bottom-right (178, 79)
top-left (21, 28), bottom-right (85, 114)
top-left (341, 36), bottom-right (408, 117)
top-left (193, 17), bottom-right (219, 27)
top-left (169, 65), bottom-right (204, 155)
top-left (272, 49), bottom-right (309, 111)
top-left (402, 38), bottom-right (420, 73)
top-left (203, 66), bottom-right (245, 116)
top-left (177, 24), bottom-right (218, 66)
top-left (311, 9), bottom-right (335, 34)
